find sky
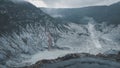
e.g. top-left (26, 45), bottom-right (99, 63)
top-left (25, 0), bottom-right (120, 8)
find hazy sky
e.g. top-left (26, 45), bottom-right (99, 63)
top-left (26, 0), bottom-right (120, 8)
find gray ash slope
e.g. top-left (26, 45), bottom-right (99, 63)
top-left (0, 0), bottom-right (65, 68)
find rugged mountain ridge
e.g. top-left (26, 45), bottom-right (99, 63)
top-left (0, 0), bottom-right (57, 34)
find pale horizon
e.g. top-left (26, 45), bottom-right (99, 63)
top-left (25, 0), bottom-right (120, 8)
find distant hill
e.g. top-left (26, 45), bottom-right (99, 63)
top-left (42, 2), bottom-right (120, 24)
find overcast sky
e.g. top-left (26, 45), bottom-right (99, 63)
top-left (26, 0), bottom-right (120, 8)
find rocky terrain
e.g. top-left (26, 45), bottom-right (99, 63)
top-left (23, 51), bottom-right (120, 68)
